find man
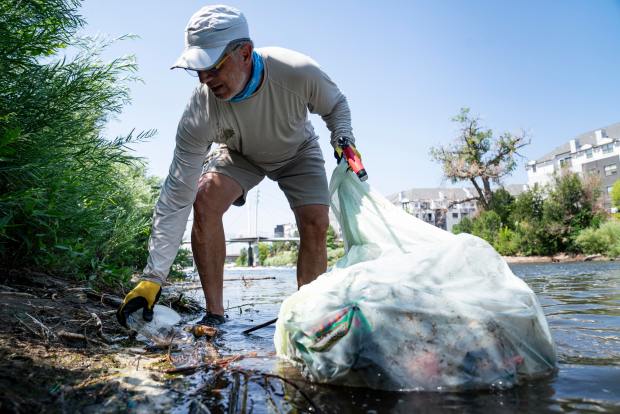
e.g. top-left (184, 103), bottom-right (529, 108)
top-left (117, 5), bottom-right (362, 327)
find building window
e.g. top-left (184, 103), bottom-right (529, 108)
top-left (559, 157), bottom-right (571, 168)
top-left (602, 143), bottom-right (613, 154)
top-left (586, 148), bottom-right (593, 158)
top-left (604, 164), bottom-right (617, 176)
top-left (452, 212), bottom-right (458, 218)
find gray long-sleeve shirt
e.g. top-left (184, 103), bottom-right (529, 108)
top-left (143, 47), bottom-right (354, 283)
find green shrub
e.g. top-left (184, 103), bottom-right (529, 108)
top-left (258, 243), bottom-right (269, 265)
top-left (494, 227), bottom-right (519, 256)
top-left (452, 216), bottom-right (473, 234)
top-left (0, 0), bottom-right (159, 284)
top-left (327, 247), bottom-right (345, 265)
top-left (236, 248), bottom-right (248, 266)
top-left (611, 180), bottom-right (620, 210)
top-left (169, 248), bottom-right (193, 280)
top-left (472, 211), bottom-right (501, 244)
top-left (263, 251), bottom-right (297, 267)
top-left (488, 188), bottom-right (514, 228)
top-left (575, 221), bottom-right (620, 256)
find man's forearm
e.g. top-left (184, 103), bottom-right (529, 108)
top-left (321, 95), bottom-right (355, 148)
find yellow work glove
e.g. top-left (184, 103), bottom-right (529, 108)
top-left (116, 280), bottom-right (162, 328)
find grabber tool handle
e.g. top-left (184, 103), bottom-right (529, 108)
top-left (338, 137), bottom-right (368, 182)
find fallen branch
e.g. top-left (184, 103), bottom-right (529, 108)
top-left (25, 312), bottom-right (56, 341)
top-left (165, 355), bottom-right (243, 375)
top-left (57, 329), bottom-right (109, 347)
top-left (230, 368), bottom-right (322, 414)
top-left (0, 291), bottom-right (38, 298)
top-left (225, 276), bottom-right (276, 282)
top-left (85, 290), bottom-right (123, 308)
top-left (89, 312), bottom-right (111, 343)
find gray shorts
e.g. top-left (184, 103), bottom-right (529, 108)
top-left (202, 140), bottom-right (329, 208)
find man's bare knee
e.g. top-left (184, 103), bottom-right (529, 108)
top-left (193, 173), bottom-right (242, 225)
top-left (296, 205), bottom-right (329, 238)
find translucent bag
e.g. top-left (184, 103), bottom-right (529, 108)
top-left (274, 163), bottom-right (557, 391)
top-left (127, 305), bottom-right (186, 348)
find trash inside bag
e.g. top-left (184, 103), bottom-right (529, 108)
top-left (274, 163), bottom-right (557, 391)
top-left (127, 305), bottom-right (184, 348)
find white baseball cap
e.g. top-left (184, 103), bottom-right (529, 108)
top-left (171, 5), bottom-right (250, 70)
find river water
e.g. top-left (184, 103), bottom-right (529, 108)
top-left (173, 262), bottom-right (619, 413)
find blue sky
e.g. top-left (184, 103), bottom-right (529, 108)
top-left (80, 0), bottom-right (620, 237)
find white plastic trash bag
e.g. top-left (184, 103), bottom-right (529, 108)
top-left (127, 305), bottom-right (183, 347)
top-left (274, 163), bottom-right (557, 391)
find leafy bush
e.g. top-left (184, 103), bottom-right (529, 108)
top-left (263, 251), bottom-right (297, 267)
top-left (494, 227), bottom-right (519, 256)
top-left (488, 188), bottom-right (514, 228)
top-left (575, 221), bottom-right (620, 256)
top-left (169, 248), bottom-right (193, 280)
top-left (0, 0), bottom-right (159, 284)
top-left (236, 248), bottom-right (248, 266)
top-left (472, 211), bottom-right (501, 244)
top-left (452, 216), bottom-right (473, 234)
top-left (327, 247), bottom-right (345, 265)
top-left (541, 171), bottom-right (602, 252)
top-left (611, 180), bottom-right (620, 210)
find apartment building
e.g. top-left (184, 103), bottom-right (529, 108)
top-left (526, 122), bottom-right (620, 210)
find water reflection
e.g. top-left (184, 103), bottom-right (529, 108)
top-left (175, 263), bottom-right (620, 413)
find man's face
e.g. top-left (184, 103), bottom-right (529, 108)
top-left (198, 44), bottom-right (253, 101)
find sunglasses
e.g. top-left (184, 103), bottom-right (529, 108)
top-left (185, 44), bottom-right (242, 78)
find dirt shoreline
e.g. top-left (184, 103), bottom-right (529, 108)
top-left (0, 270), bottom-right (312, 413)
top-left (502, 253), bottom-right (613, 264)
top-left (0, 270), bottom-right (209, 413)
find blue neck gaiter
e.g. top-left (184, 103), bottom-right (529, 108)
top-left (230, 51), bottom-right (264, 102)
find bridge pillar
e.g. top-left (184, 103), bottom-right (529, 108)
top-left (247, 241), bottom-right (254, 267)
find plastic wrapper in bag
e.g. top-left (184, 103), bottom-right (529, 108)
top-left (274, 163), bottom-right (557, 391)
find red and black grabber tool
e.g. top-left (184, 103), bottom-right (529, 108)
top-left (337, 137), bottom-right (368, 182)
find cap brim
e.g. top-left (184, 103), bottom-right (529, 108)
top-left (170, 45), bottom-right (227, 70)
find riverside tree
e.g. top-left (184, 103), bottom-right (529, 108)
top-left (430, 108), bottom-right (529, 209)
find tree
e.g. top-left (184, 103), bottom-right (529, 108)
top-left (472, 210), bottom-right (502, 244)
top-left (542, 171), bottom-right (602, 252)
top-left (236, 248), bottom-right (248, 266)
top-left (258, 242), bottom-right (269, 264)
top-left (452, 216), bottom-right (473, 234)
top-left (611, 180), bottom-right (620, 209)
top-left (430, 108), bottom-right (529, 209)
top-left (510, 185), bottom-right (545, 224)
top-left (488, 188), bottom-right (514, 227)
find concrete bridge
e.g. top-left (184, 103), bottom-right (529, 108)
top-left (226, 236), bottom-right (300, 266)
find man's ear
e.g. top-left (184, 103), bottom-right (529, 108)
top-left (240, 43), bottom-right (253, 63)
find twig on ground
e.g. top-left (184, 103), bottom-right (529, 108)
top-left (57, 329), bottom-right (109, 347)
top-left (84, 289), bottom-right (123, 308)
top-left (86, 312), bottom-right (112, 343)
top-left (0, 291), bottom-right (38, 298)
top-left (25, 312), bottom-right (56, 341)
top-left (256, 371), bottom-right (321, 413)
top-left (225, 303), bottom-right (255, 311)
top-left (0, 284), bottom-right (18, 291)
top-left (225, 276), bottom-right (276, 282)
top-left (16, 316), bottom-right (39, 336)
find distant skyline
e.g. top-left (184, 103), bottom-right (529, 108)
top-left (80, 0), bottom-right (620, 237)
